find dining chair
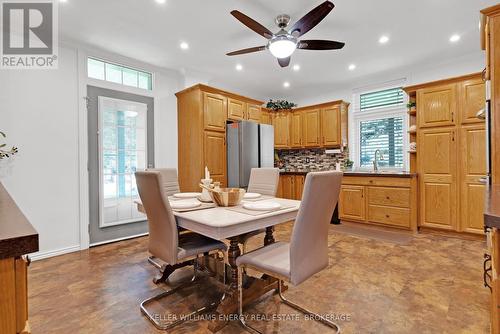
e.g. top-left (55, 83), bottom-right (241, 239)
top-left (144, 168), bottom-right (193, 271)
top-left (135, 171), bottom-right (227, 330)
top-left (236, 171), bottom-right (343, 334)
top-left (146, 168), bottom-right (180, 196)
top-left (241, 168), bottom-right (280, 253)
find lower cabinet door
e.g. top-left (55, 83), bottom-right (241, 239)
top-left (280, 175), bottom-right (294, 199)
top-left (15, 257), bottom-right (28, 334)
top-left (294, 175), bottom-right (305, 200)
top-left (339, 185), bottom-right (365, 221)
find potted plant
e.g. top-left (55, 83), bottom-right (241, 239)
top-left (343, 159), bottom-right (354, 171)
top-left (0, 131), bottom-right (18, 178)
top-left (266, 99), bottom-right (297, 112)
top-left (406, 101), bottom-right (416, 111)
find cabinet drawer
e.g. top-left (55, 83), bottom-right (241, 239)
top-left (368, 205), bottom-right (410, 228)
top-left (343, 176), bottom-right (411, 188)
top-left (368, 187), bottom-right (410, 208)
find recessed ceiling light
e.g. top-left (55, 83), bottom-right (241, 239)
top-left (235, 64), bottom-right (243, 71)
top-left (180, 42), bottom-right (189, 50)
top-left (283, 81), bottom-right (290, 88)
top-left (348, 64), bottom-right (356, 71)
top-left (155, 0), bottom-right (166, 3)
top-left (449, 34), bottom-right (461, 43)
top-left (379, 35), bottom-right (389, 44)
top-left (292, 64), bottom-right (301, 71)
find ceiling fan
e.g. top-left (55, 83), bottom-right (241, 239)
top-left (226, 1), bottom-right (345, 68)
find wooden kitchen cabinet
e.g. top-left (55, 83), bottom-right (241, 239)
top-left (294, 175), bottom-right (305, 200)
top-left (177, 84), bottom-right (264, 191)
top-left (321, 105), bottom-right (340, 147)
top-left (339, 185), bottom-right (366, 221)
top-left (302, 109), bottom-right (321, 147)
top-left (260, 109), bottom-right (272, 125)
top-left (339, 176), bottom-right (418, 231)
top-left (417, 83), bottom-right (457, 128)
top-left (204, 131), bottom-right (226, 187)
top-left (227, 98), bottom-right (245, 121)
top-left (459, 78), bottom-right (486, 124)
top-left (273, 112), bottom-right (290, 148)
top-left (203, 92), bottom-right (227, 132)
top-left (460, 124), bottom-right (487, 234)
top-left (290, 112), bottom-right (303, 148)
top-left (246, 104), bottom-right (261, 122)
top-left (419, 127), bottom-right (457, 230)
top-left (280, 175), bottom-right (295, 199)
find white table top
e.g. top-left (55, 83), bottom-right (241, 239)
top-left (136, 198), bottom-right (300, 240)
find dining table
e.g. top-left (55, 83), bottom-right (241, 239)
top-left (136, 196), bottom-right (301, 332)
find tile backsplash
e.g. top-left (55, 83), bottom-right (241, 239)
top-left (275, 148), bottom-right (347, 172)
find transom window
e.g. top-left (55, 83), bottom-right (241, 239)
top-left (360, 87), bottom-right (404, 111)
top-left (87, 58), bottom-right (153, 91)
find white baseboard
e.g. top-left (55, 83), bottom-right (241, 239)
top-left (30, 245), bottom-right (81, 261)
top-left (89, 232), bottom-right (149, 247)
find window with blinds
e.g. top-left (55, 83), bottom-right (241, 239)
top-left (359, 117), bottom-right (403, 168)
top-left (360, 87), bottom-right (404, 111)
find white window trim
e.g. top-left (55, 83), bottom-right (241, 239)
top-left (349, 81), bottom-right (409, 171)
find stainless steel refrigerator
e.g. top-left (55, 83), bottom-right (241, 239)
top-left (227, 120), bottom-right (274, 188)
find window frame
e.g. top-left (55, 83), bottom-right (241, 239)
top-left (87, 57), bottom-right (154, 91)
top-left (350, 82), bottom-right (409, 171)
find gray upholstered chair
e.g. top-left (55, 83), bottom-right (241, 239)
top-left (241, 168), bottom-right (280, 253)
top-left (247, 167), bottom-right (280, 196)
top-left (135, 171), bottom-right (227, 330)
top-left (146, 168), bottom-right (180, 196)
top-left (144, 168), bottom-right (191, 270)
top-left (236, 171), bottom-right (343, 333)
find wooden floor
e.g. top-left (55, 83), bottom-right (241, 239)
top-left (28, 223), bottom-right (491, 333)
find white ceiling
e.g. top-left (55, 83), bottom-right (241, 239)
top-left (59, 0), bottom-right (497, 101)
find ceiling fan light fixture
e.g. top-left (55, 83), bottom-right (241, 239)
top-left (268, 37), bottom-right (297, 59)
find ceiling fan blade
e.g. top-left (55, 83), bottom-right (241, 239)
top-left (278, 57), bottom-right (291, 68)
top-left (231, 10), bottom-right (273, 39)
top-left (298, 39), bottom-right (345, 50)
top-left (226, 46), bottom-right (267, 56)
top-left (289, 1), bottom-right (335, 38)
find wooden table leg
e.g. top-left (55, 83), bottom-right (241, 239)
top-left (227, 237), bottom-right (241, 290)
top-left (264, 226), bottom-right (275, 246)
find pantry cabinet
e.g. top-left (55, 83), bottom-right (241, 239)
top-left (176, 84), bottom-right (264, 191)
top-left (459, 78), bottom-right (486, 124)
top-left (417, 84), bottom-right (457, 128)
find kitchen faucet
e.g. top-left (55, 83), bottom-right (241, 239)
top-left (373, 149), bottom-right (384, 172)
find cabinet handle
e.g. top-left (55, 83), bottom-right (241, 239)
top-left (386, 196), bottom-right (390, 200)
top-left (478, 177), bottom-right (488, 184)
top-left (452, 131), bottom-right (455, 142)
top-left (385, 214), bottom-right (390, 218)
top-left (451, 112), bottom-right (454, 123)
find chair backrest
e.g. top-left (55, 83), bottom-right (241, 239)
top-left (247, 168), bottom-right (280, 196)
top-left (135, 171), bottom-right (179, 265)
top-left (289, 171), bottom-right (343, 285)
top-left (146, 168), bottom-right (180, 196)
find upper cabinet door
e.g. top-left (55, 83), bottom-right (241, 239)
top-left (273, 112), bottom-right (290, 148)
top-left (227, 98), bottom-right (245, 121)
top-left (203, 92), bottom-right (227, 132)
top-left (260, 110), bottom-right (272, 125)
top-left (321, 106), bottom-right (340, 147)
top-left (290, 112), bottom-right (303, 148)
top-left (459, 79), bottom-right (486, 124)
top-left (246, 104), bottom-right (261, 122)
top-left (303, 109), bottom-right (321, 147)
top-left (417, 84), bottom-right (457, 128)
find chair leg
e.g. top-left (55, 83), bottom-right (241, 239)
top-left (278, 280), bottom-right (340, 333)
top-left (141, 254), bottom-right (227, 331)
top-left (237, 266), bottom-right (263, 334)
top-left (153, 260), bottom-right (193, 285)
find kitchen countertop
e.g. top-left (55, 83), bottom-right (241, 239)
top-left (485, 184), bottom-right (500, 229)
top-left (280, 170), bottom-right (417, 178)
top-left (0, 183), bottom-right (39, 259)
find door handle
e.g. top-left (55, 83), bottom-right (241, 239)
top-left (478, 177), bottom-right (488, 184)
